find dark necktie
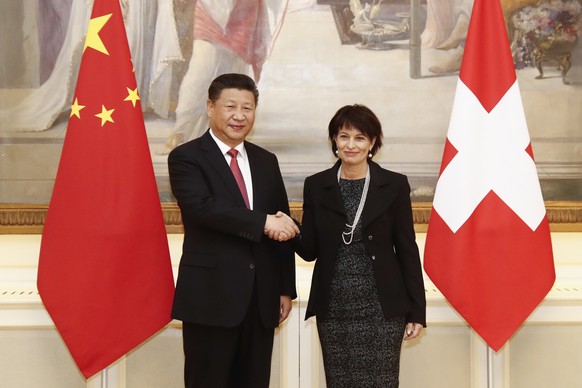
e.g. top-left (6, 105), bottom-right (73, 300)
top-left (227, 149), bottom-right (250, 208)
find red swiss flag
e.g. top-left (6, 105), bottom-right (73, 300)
top-left (423, 0), bottom-right (555, 351)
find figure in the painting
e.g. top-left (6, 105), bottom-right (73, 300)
top-left (125, 0), bottom-right (184, 119)
top-left (38, 0), bottom-right (73, 85)
top-left (0, 0), bottom-right (182, 131)
top-left (421, 0), bottom-right (456, 49)
top-left (0, 0), bottom-right (90, 131)
top-left (422, 0), bottom-right (472, 74)
top-left (157, 0), bottom-right (288, 155)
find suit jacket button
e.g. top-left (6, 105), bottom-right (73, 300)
top-left (371, 255), bottom-right (376, 260)
top-left (368, 235), bottom-right (373, 240)
top-left (249, 263), bottom-right (255, 269)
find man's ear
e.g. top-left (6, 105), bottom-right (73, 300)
top-left (206, 99), bottom-right (213, 118)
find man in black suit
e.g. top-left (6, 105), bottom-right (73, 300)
top-left (168, 73), bottom-right (298, 388)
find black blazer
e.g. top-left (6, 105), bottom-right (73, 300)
top-left (168, 130), bottom-right (296, 329)
top-left (294, 160), bottom-right (426, 326)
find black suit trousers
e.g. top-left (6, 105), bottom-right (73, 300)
top-left (182, 283), bottom-right (275, 388)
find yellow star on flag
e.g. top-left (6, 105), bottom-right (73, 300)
top-left (84, 14), bottom-right (112, 55)
top-left (95, 105), bottom-right (115, 126)
top-left (70, 98), bottom-right (85, 118)
top-left (124, 87), bottom-right (140, 107)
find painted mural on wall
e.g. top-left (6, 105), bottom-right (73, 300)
top-left (0, 0), bottom-right (580, 203)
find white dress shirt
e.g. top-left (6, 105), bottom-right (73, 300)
top-left (209, 130), bottom-right (254, 209)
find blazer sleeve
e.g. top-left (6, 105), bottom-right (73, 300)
top-left (269, 153), bottom-right (298, 299)
top-left (394, 176), bottom-right (427, 326)
top-left (168, 144), bottom-right (266, 242)
top-left (292, 176), bottom-right (319, 262)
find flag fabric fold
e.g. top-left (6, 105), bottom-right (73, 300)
top-left (37, 0), bottom-right (175, 379)
top-left (423, 0), bottom-right (555, 351)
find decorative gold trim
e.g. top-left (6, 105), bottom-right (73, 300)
top-left (1, 201), bottom-right (581, 234)
top-left (0, 204), bottom-right (48, 234)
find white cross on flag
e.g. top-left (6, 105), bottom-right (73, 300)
top-left (423, 0), bottom-right (555, 351)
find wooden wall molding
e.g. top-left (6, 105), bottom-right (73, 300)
top-left (1, 201), bottom-right (580, 234)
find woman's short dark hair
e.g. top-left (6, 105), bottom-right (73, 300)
top-left (208, 73), bottom-right (259, 105)
top-left (328, 104), bottom-right (383, 157)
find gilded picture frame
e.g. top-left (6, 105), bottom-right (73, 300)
top-left (1, 0), bottom-right (580, 233)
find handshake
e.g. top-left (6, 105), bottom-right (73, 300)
top-left (264, 211), bottom-right (300, 242)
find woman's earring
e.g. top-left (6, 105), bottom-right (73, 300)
top-left (334, 149), bottom-right (339, 157)
top-left (368, 150), bottom-right (373, 158)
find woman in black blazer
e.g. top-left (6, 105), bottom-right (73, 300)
top-left (294, 104), bottom-right (426, 387)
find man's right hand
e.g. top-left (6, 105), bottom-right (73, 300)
top-left (264, 211), bottom-right (299, 242)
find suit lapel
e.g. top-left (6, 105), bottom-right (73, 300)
top-left (200, 131), bottom-right (248, 207)
top-left (319, 161), bottom-right (345, 217)
top-left (246, 142), bottom-right (265, 210)
top-left (361, 162), bottom-right (398, 228)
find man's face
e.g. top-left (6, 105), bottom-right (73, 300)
top-left (208, 88), bottom-right (256, 148)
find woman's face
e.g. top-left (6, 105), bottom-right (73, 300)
top-left (335, 126), bottom-right (376, 168)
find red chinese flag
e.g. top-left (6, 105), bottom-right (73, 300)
top-left (37, 0), bottom-right (175, 379)
top-left (423, 0), bottom-right (555, 351)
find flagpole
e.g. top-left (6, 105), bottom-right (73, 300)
top-left (101, 368), bottom-right (108, 388)
top-left (487, 347), bottom-right (493, 388)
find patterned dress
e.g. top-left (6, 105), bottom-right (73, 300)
top-left (317, 178), bottom-right (406, 388)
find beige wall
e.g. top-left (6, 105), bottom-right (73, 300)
top-left (1, 232), bottom-right (581, 387)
